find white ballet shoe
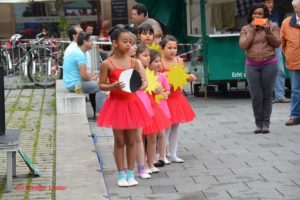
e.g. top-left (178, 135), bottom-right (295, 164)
top-left (171, 156), bottom-right (184, 163)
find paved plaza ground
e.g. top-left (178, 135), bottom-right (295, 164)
top-left (91, 93), bottom-right (300, 200)
top-left (1, 88), bottom-right (300, 200)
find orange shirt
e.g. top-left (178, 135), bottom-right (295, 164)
top-left (281, 16), bottom-right (300, 70)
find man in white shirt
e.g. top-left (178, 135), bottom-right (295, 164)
top-left (63, 27), bottom-right (106, 117)
top-left (64, 25), bottom-right (83, 58)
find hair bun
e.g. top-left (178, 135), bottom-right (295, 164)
top-left (107, 26), bottom-right (118, 36)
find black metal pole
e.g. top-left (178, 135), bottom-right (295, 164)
top-left (0, 57), bottom-right (5, 135)
top-left (0, 38), bottom-right (5, 135)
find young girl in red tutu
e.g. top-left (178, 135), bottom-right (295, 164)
top-left (97, 27), bottom-right (151, 187)
top-left (143, 49), bottom-right (172, 173)
top-left (160, 35), bottom-right (196, 163)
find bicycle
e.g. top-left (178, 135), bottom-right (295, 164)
top-left (26, 38), bottom-right (63, 87)
top-left (3, 34), bottom-right (63, 87)
top-left (0, 45), bottom-right (10, 76)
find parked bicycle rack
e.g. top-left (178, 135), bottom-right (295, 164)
top-left (0, 36), bottom-right (112, 88)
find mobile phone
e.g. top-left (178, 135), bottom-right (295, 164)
top-left (253, 18), bottom-right (267, 26)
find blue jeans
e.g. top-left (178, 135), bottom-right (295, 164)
top-left (68, 80), bottom-right (107, 113)
top-left (289, 70), bottom-right (300, 119)
top-left (273, 48), bottom-right (286, 100)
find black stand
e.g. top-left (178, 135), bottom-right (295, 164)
top-left (0, 65), bottom-right (5, 135)
top-left (0, 130), bottom-right (21, 192)
top-left (0, 48), bottom-right (21, 192)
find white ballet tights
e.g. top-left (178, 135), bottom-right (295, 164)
top-left (168, 123), bottom-right (179, 158)
top-left (165, 127), bottom-right (170, 147)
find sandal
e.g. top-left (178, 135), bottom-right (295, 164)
top-left (153, 159), bottom-right (165, 167)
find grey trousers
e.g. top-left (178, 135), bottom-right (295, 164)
top-left (246, 63), bottom-right (278, 128)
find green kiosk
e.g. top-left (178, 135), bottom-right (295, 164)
top-left (199, 0), bottom-right (247, 96)
top-left (137, 0), bottom-right (248, 97)
top-left (137, 0), bottom-right (290, 97)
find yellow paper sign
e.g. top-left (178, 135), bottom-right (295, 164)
top-left (145, 68), bottom-right (160, 94)
top-left (147, 42), bottom-right (162, 54)
top-left (166, 63), bottom-right (189, 90)
top-left (155, 93), bottom-right (165, 104)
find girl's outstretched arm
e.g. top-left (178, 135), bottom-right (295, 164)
top-left (178, 57), bottom-right (197, 82)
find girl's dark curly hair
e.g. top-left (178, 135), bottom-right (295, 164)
top-left (159, 35), bottom-right (177, 49)
top-left (108, 27), bottom-right (129, 41)
top-left (247, 3), bottom-right (270, 24)
top-left (149, 49), bottom-right (160, 64)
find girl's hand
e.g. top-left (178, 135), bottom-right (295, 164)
top-left (112, 81), bottom-right (125, 90)
top-left (154, 85), bottom-right (163, 94)
top-left (162, 92), bottom-right (169, 99)
top-left (187, 74), bottom-right (197, 82)
top-left (140, 80), bottom-right (147, 90)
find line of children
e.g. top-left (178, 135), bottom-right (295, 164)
top-left (97, 25), bottom-right (196, 187)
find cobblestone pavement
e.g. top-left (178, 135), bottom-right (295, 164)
top-left (91, 95), bottom-right (300, 200)
top-left (0, 89), bottom-right (56, 200)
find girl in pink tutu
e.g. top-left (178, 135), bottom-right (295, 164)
top-left (97, 27), bottom-right (151, 187)
top-left (160, 35), bottom-right (196, 163)
top-left (142, 49), bottom-right (172, 173)
top-left (148, 49), bottom-right (172, 168)
top-left (126, 35), bottom-right (152, 179)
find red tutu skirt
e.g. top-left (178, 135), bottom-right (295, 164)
top-left (97, 95), bottom-right (152, 130)
top-left (143, 104), bottom-right (171, 135)
top-left (167, 88), bottom-right (195, 124)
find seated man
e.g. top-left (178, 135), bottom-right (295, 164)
top-left (63, 32), bottom-right (106, 116)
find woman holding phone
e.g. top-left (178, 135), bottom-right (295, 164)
top-left (239, 3), bottom-right (281, 134)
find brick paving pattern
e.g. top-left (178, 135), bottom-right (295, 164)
top-left (0, 89), bottom-right (56, 200)
top-left (91, 96), bottom-right (300, 200)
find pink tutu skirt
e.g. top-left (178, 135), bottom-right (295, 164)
top-left (143, 105), bottom-right (171, 135)
top-left (136, 90), bottom-right (154, 116)
top-left (158, 99), bottom-right (171, 119)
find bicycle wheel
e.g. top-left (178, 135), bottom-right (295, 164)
top-left (27, 54), bottom-right (62, 87)
top-left (0, 50), bottom-right (10, 76)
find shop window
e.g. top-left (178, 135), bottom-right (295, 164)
top-left (13, 0), bottom-right (100, 38)
top-left (186, 0), bottom-right (201, 37)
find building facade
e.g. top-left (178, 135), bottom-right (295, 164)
top-left (0, 0), bottom-right (136, 39)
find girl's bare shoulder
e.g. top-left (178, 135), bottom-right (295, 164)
top-left (130, 57), bottom-right (140, 69)
top-left (102, 59), bottom-right (110, 66)
top-left (101, 59), bottom-right (114, 72)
